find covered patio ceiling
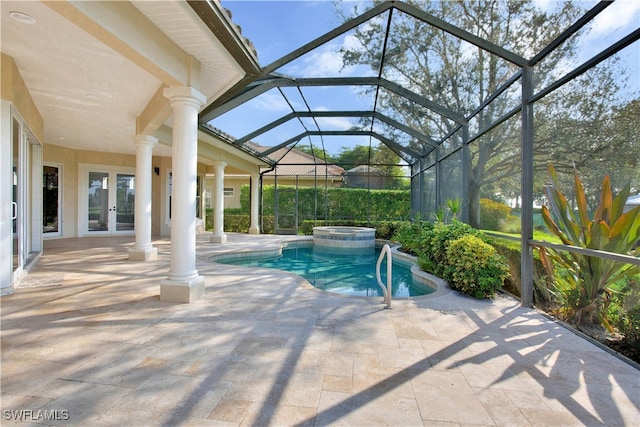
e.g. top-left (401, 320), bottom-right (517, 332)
top-left (196, 0), bottom-right (638, 168)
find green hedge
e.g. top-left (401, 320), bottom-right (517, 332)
top-left (213, 185), bottom-right (409, 234)
top-left (254, 185), bottom-right (410, 221)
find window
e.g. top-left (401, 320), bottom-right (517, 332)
top-left (167, 172), bottom-right (204, 219)
top-left (224, 187), bottom-right (234, 197)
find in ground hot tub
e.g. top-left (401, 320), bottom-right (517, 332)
top-left (312, 226), bottom-right (376, 251)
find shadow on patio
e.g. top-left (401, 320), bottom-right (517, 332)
top-left (1, 235), bottom-right (638, 426)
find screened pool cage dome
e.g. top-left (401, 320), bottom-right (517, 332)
top-left (193, 0), bottom-right (640, 306)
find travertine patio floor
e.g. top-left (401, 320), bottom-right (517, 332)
top-left (1, 233), bottom-right (638, 426)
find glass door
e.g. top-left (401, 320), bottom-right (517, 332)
top-left (83, 167), bottom-right (135, 235)
top-left (88, 171), bottom-right (110, 232)
top-left (43, 165), bottom-right (60, 235)
top-left (115, 173), bottom-right (135, 231)
top-left (12, 117), bottom-right (21, 275)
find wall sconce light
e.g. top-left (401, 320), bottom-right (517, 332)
top-left (154, 167), bottom-right (160, 176)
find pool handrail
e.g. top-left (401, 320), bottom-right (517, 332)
top-left (376, 244), bottom-right (392, 308)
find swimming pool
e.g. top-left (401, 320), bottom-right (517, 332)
top-left (216, 245), bottom-right (435, 298)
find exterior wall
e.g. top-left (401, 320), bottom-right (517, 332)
top-left (1, 54), bottom-right (43, 142)
top-left (203, 176), bottom-right (246, 211)
top-left (1, 54), bottom-right (44, 293)
top-left (42, 145), bottom-right (216, 238)
top-left (202, 175), bottom-right (344, 215)
top-left (43, 145), bottom-right (136, 238)
top-left (221, 176), bottom-right (244, 209)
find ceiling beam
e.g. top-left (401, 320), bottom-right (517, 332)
top-left (259, 129), bottom-right (421, 160)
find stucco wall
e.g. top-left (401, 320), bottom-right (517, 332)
top-left (43, 145), bottom-right (136, 238)
top-left (0, 54), bottom-right (43, 142)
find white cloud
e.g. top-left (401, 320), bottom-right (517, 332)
top-left (591, 0), bottom-right (640, 35)
top-left (282, 41), bottom-right (345, 77)
top-left (316, 116), bottom-right (357, 130)
top-left (251, 90), bottom-right (290, 113)
top-left (282, 31), bottom-right (375, 78)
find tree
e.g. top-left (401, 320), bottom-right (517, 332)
top-left (332, 144), bottom-right (408, 189)
top-left (337, 1), bottom-right (634, 227)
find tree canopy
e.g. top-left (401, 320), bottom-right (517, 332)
top-left (337, 0), bottom-right (639, 227)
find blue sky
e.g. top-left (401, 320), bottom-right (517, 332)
top-left (213, 1), bottom-right (640, 157)
top-left (221, 0), bottom-right (344, 67)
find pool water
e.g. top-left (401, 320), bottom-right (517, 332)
top-left (218, 246), bottom-right (434, 297)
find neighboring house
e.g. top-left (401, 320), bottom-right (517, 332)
top-left (205, 142), bottom-right (344, 210)
top-left (259, 144), bottom-right (345, 187)
top-left (344, 165), bottom-right (386, 189)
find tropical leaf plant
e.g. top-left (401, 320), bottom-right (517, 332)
top-left (539, 164), bottom-right (640, 328)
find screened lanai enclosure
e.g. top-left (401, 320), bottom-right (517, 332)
top-left (197, 0), bottom-right (640, 306)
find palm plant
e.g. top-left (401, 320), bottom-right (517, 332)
top-left (539, 164), bottom-right (640, 328)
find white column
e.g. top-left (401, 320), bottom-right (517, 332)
top-left (160, 86), bottom-right (206, 303)
top-left (210, 161), bottom-right (227, 243)
top-left (129, 134), bottom-right (158, 261)
top-left (249, 172), bottom-right (260, 234)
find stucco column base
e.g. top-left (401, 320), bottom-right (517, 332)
top-left (160, 276), bottom-right (205, 303)
top-left (248, 227), bottom-right (260, 235)
top-left (129, 247), bottom-right (158, 261)
top-left (210, 233), bottom-right (227, 244)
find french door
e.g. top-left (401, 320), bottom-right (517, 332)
top-left (80, 165), bottom-right (135, 235)
top-left (7, 108), bottom-right (41, 290)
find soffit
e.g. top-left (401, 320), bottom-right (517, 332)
top-left (1, 0), bottom-right (253, 161)
top-left (131, 1), bottom-right (246, 103)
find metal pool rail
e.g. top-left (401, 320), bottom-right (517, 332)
top-left (376, 244), bottom-right (392, 308)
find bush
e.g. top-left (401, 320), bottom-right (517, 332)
top-left (225, 215), bottom-right (250, 232)
top-left (607, 276), bottom-right (640, 361)
top-left (444, 235), bottom-right (510, 299)
top-left (392, 219), bottom-right (434, 256)
top-left (205, 209), bottom-right (251, 233)
top-left (417, 221), bottom-right (482, 277)
top-left (480, 198), bottom-right (517, 231)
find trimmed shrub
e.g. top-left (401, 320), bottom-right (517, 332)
top-left (417, 221), bottom-right (482, 277)
top-left (225, 215), bottom-right (250, 232)
top-left (261, 185), bottom-right (410, 221)
top-left (444, 235), bottom-right (510, 299)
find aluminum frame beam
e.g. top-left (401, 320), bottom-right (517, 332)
top-left (233, 110), bottom-right (439, 149)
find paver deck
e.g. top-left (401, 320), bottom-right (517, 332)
top-left (1, 233), bottom-right (638, 426)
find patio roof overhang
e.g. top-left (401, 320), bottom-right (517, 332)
top-left (0, 0), bottom-right (269, 169)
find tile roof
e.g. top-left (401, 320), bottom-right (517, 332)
top-left (246, 142), bottom-right (344, 178)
